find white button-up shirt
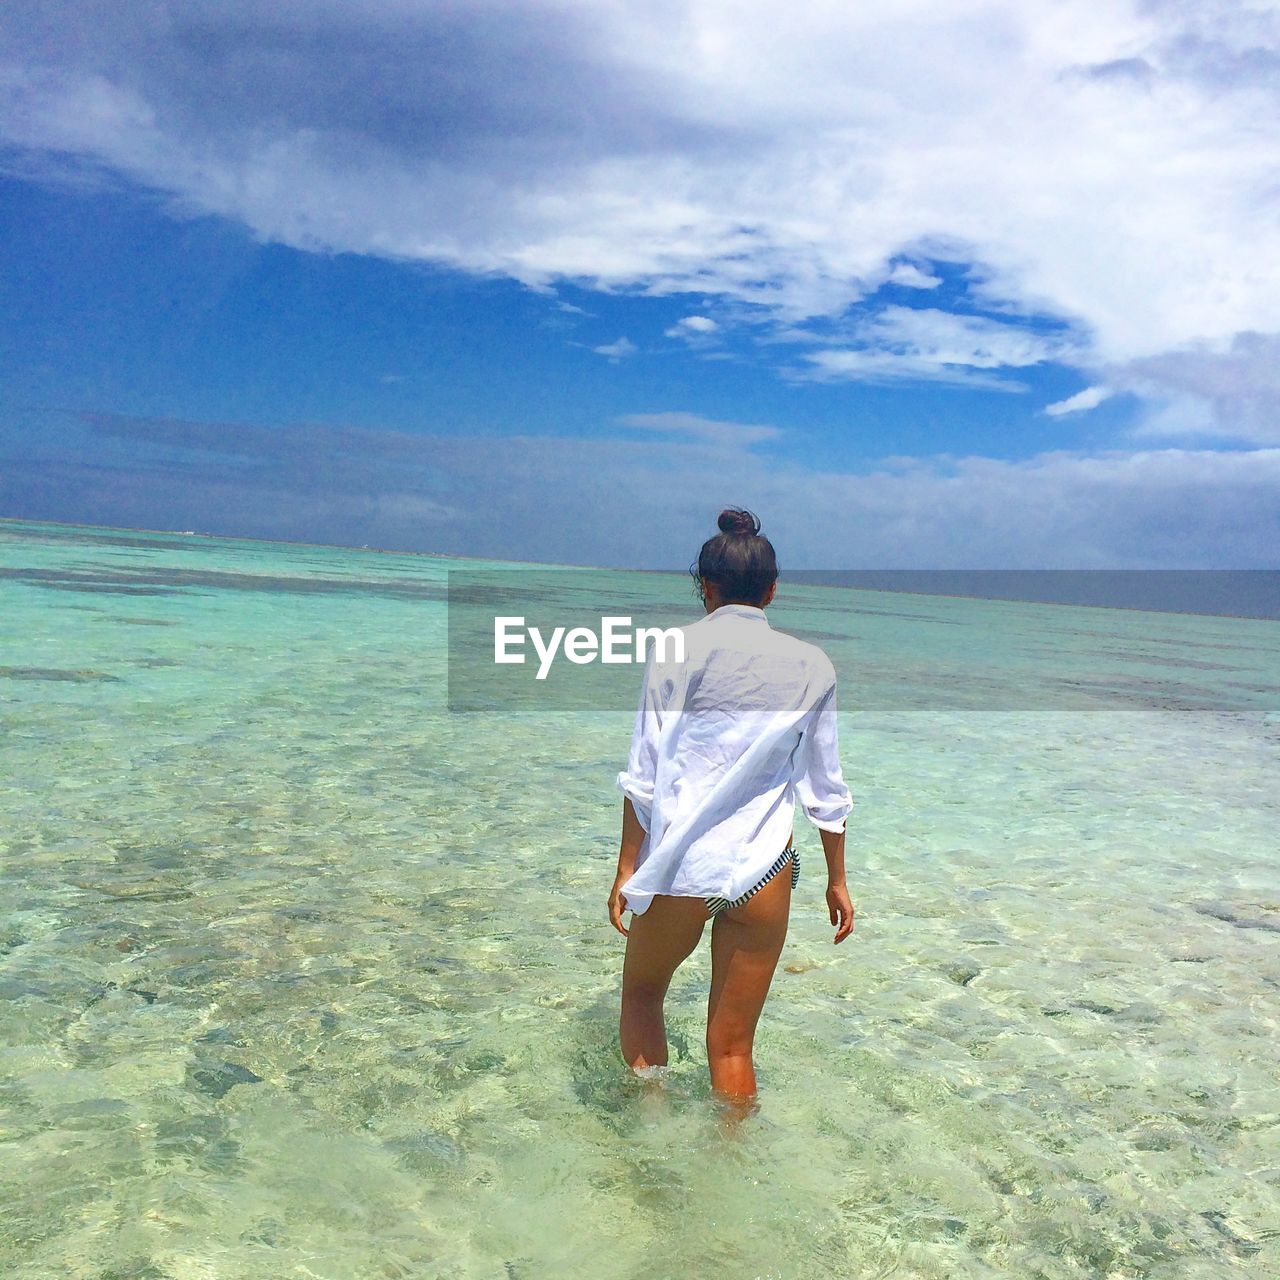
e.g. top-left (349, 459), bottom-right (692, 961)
top-left (616, 602), bottom-right (853, 915)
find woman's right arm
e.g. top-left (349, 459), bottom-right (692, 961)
top-left (615, 653), bottom-right (661, 832)
top-left (610, 655), bottom-right (662, 936)
top-left (608, 797), bottom-right (647, 937)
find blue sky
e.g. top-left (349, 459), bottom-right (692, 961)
top-left (2, 1), bottom-right (1278, 567)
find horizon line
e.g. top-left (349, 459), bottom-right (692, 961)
top-left (2, 515), bottom-right (1277, 624)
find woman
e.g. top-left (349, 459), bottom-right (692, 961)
top-left (608, 508), bottom-right (855, 1104)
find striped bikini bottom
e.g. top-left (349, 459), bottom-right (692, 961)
top-left (705, 846), bottom-right (799, 918)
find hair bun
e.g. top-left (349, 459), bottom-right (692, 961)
top-left (717, 507), bottom-right (761, 536)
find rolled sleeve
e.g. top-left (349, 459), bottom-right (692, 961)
top-left (615, 655), bottom-right (661, 831)
top-left (794, 681), bottom-right (853, 832)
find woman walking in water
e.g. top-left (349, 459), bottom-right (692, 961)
top-left (609, 508), bottom-right (854, 1104)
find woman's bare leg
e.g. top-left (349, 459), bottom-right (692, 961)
top-left (620, 895), bottom-right (708, 1070)
top-left (706, 868), bottom-right (792, 1101)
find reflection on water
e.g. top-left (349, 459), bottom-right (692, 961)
top-left (1, 519), bottom-right (1278, 1278)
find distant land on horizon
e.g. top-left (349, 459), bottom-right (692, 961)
top-left (3, 516), bottom-right (1279, 622)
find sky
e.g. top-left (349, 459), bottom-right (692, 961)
top-left (1, 0), bottom-right (1279, 568)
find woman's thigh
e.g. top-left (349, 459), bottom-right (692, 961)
top-left (706, 868), bottom-right (792, 1047)
top-left (621, 894), bottom-right (710, 997)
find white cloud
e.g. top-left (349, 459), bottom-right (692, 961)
top-left (593, 336), bottom-right (637, 360)
top-left (1045, 385), bottom-right (1114, 416)
top-left (617, 411), bottom-right (780, 446)
top-left (799, 307), bottom-right (1074, 387)
top-left (800, 349), bottom-right (1026, 391)
top-left (665, 315), bottom-right (719, 339)
top-left (885, 263), bottom-right (943, 289)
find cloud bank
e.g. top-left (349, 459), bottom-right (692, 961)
top-left (3, 411), bottom-right (1276, 569)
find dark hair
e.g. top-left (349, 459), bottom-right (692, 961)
top-left (690, 507), bottom-right (778, 607)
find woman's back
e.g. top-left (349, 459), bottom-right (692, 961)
top-left (618, 601), bottom-right (849, 914)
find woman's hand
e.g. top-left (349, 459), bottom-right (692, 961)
top-left (826, 881), bottom-right (855, 944)
top-left (608, 876), bottom-right (631, 937)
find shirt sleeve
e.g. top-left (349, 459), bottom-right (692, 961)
top-left (794, 678), bottom-right (853, 832)
top-left (615, 654), bottom-right (662, 831)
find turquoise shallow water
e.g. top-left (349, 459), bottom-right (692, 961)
top-left (2, 518), bottom-right (1279, 1279)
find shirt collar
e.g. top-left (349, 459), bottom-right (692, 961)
top-left (706, 603), bottom-right (770, 623)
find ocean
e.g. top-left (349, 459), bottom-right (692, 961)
top-left (2, 518), bottom-right (1278, 1279)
